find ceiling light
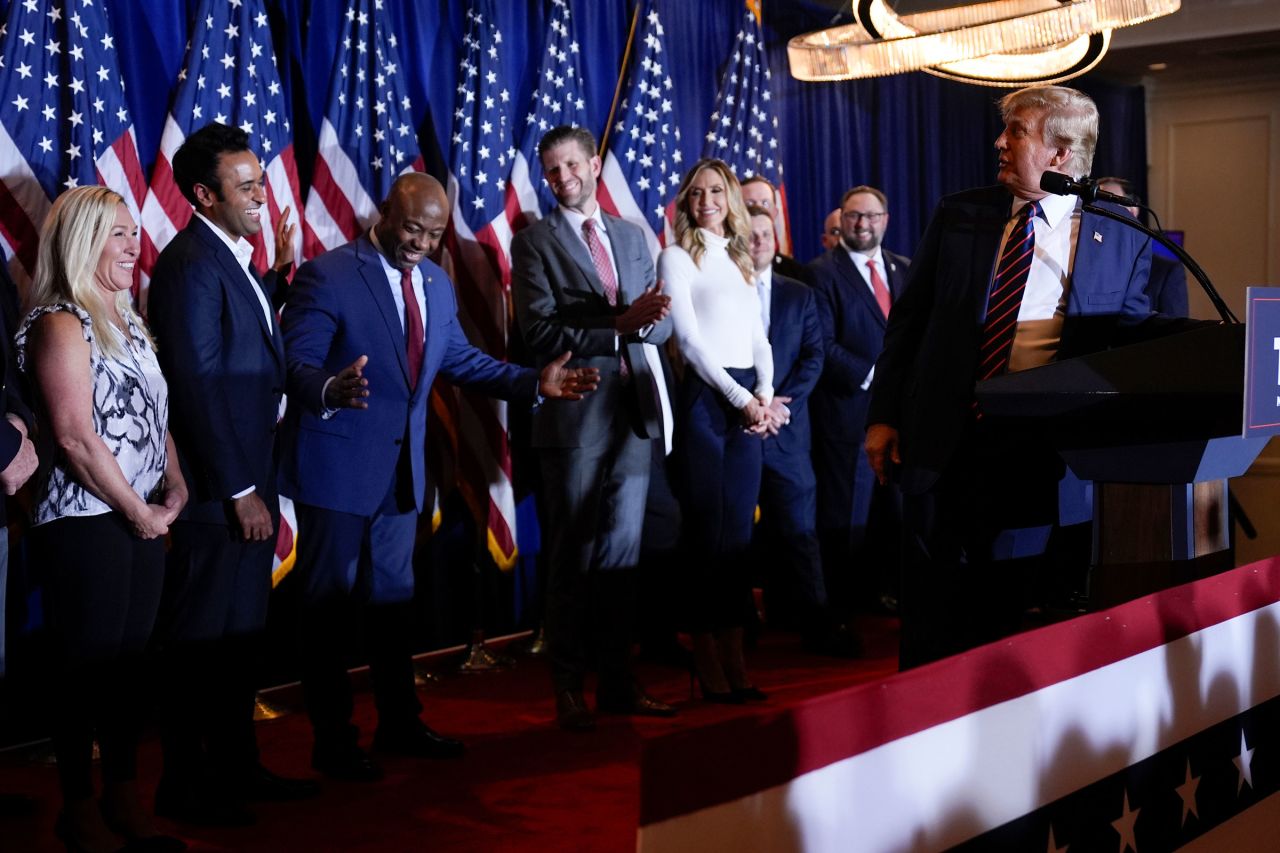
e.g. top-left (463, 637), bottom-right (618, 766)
top-left (789, 0), bottom-right (1180, 87)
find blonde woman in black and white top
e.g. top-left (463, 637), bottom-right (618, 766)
top-left (658, 159), bottom-right (776, 704)
top-left (17, 186), bottom-right (186, 853)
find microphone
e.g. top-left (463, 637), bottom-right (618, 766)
top-left (1039, 172), bottom-right (1138, 207)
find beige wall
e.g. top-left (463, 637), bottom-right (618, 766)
top-left (1145, 71), bottom-right (1280, 565)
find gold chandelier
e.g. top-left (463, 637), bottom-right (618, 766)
top-left (788, 0), bottom-right (1181, 87)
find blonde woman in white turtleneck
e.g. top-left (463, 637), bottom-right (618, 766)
top-left (658, 159), bottom-right (775, 706)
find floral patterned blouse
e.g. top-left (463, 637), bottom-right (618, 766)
top-left (16, 302), bottom-right (169, 526)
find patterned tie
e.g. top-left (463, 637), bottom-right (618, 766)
top-left (977, 201), bottom-right (1041, 380)
top-left (866, 258), bottom-right (891, 319)
top-left (400, 267), bottom-right (424, 391)
top-left (582, 218), bottom-right (628, 378)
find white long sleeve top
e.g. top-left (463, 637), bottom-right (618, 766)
top-left (658, 229), bottom-right (773, 409)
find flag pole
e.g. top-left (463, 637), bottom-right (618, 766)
top-left (598, 2), bottom-right (642, 155)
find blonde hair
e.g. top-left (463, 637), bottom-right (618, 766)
top-left (672, 159), bottom-right (755, 283)
top-left (999, 86), bottom-right (1098, 178)
top-left (28, 186), bottom-right (151, 357)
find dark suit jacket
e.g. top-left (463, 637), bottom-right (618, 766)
top-left (867, 185), bottom-right (1157, 494)
top-left (0, 264), bottom-right (33, 527)
top-left (1146, 255), bottom-right (1189, 318)
top-left (763, 273), bottom-right (823, 458)
top-left (773, 253), bottom-right (811, 285)
top-left (510, 208), bottom-right (670, 447)
top-left (279, 234), bottom-right (536, 517)
top-left (808, 244), bottom-right (910, 445)
top-left (148, 217), bottom-right (287, 525)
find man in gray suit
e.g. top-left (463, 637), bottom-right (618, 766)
top-left (512, 125), bottom-right (676, 731)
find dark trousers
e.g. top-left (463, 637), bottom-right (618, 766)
top-left (293, 478), bottom-right (421, 749)
top-left (637, 439), bottom-right (683, 651)
top-left (34, 513), bottom-right (164, 800)
top-left (898, 424), bottom-right (1059, 669)
top-left (815, 434), bottom-right (901, 614)
top-left (154, 517), bottom-right (274, 788)
top-left (673, 369), bottom-right (763, 633)
top-left (758, 445), bottom-right (828, 630)
top-left (539, 403), bottom-right (651, 695)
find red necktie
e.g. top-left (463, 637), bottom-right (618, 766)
top-left (866, 258), bottom-right (891, 319)
top-left (400, 267), bottom-right (424, 390)
top-left (977, 201), bottom-right (1040, 380)
top-left (582, 218), bottom-right (628, 378)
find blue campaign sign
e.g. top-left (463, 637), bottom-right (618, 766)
top-left (1245, 287), bottom-right (1280, 437)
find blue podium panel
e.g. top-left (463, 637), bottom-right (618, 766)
top-left (1245, 287), bottom-right (1280, 438)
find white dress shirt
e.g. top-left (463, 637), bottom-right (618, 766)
top-left (1002, 192), bottom-right (1080, 371)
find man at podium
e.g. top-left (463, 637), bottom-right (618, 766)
top-left (864, 85), bottom-right (1160, 669)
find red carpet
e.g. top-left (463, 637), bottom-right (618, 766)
top-left (0, 618), bottom-right (898, 852)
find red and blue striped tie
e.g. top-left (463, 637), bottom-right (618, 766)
top-left (977, 200), bottom-right (1041, 380)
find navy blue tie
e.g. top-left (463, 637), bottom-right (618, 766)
top-left (977, 201), bottom-right (1041, 380)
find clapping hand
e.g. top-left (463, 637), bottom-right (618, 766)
top-left (539, 351), bottom-right (600, 400)
top-left (614, 281), bottom-right (671, 336)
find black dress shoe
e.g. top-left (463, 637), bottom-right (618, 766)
top-left (730, 685), bottom-right (768, 703)
top-left (154, 780), bottom-right (255, 827)
top-left (371, 722), bottom-right (465, 759)
top-left (311, 743), bottom-right (384, 782)
top-left (555, 690), bottom-right (595, 731)
top-left (233, 764), bottom-right (321, 802)
top-left (0, 792), bottom-right (37, 817)
top-left (596, 687), bottom-right (678, 717)
top-left (803, 623), bottom-right (863, 659)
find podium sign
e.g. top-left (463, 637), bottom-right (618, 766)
top-left (1245, 286), bottom-right (1280, 438)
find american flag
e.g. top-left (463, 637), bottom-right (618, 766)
top-left (507, 0), bottom-right (591, 222)
top-left (444, 0), bottom-right (521, 571)
top-left (301, 0), bottom-right (422, 260)
top-left (138, 0), bottom-right (302, 303)
top-left (0, 0), bottom-right (145, 287)
top-left (704, 0), bottom-right (791, 254)
top-left (598, 0), bottom-right (683, 261)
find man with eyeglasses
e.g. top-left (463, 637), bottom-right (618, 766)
top-left (809, 185), bottom-right (909, 624)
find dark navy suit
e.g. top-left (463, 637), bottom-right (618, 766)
top-left (808, 245), bottom-right (909, 612)
top-left (757, 273), bottom-right (826, 628)
top-left (147, 215), bottom-right (288, 788)
top-left (867, 185), bottom-right (1158, 666)
top-left (1146, 256), bottom-right (1189, 318)
top-left (280, 233), bottom-right (536, 747)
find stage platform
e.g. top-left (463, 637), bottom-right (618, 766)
top-left (0, 617), bottom-right (902, 852)
top-left (7, 557), bottom-right (1280, 851)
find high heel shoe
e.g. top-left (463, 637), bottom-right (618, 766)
top-left (689, 670), bottom-right (745, 704)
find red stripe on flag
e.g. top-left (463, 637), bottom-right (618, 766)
top-left (310, 154), bottom-right (360, 242)
top-left (0, 180), bottom-right (40, 276)
top-left (111, 135), bottom-right (148, 207)
top-left (148, 157), bottom-right (194, 233)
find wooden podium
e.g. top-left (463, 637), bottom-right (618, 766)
top-left (976, 324), bottom-right (1270, 608)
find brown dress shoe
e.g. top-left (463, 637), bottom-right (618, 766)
top-left (555, 690), bottom-right (595, 731)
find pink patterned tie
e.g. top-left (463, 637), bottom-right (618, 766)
top-left (582, 218), bottom-right (628, 378)
top-left (866, 258), bottom-right (891, 319)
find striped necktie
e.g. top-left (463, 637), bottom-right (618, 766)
top-left (977, 200), bottom-right (1041, 381)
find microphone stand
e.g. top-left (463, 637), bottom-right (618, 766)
top-left (1080, 203), bottom-right (1239, 324)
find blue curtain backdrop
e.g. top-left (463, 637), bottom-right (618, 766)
top-left (106, 0), bottom-right (1145, 265)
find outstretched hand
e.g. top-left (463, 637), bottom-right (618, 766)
top-left (539, 351), bottom-right (600, 401)
top-left (325, 355), bottom-right (370, 409)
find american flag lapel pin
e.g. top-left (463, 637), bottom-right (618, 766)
top-left (1093, 231), bottom-right (1103, 243)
